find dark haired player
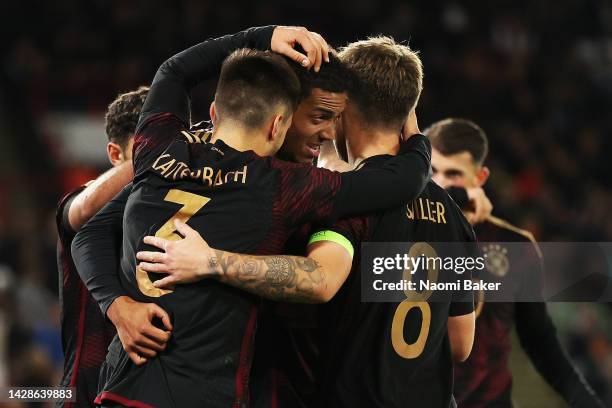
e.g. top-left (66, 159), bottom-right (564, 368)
top-left (95, 33), bottom-right (356, 405)
top-left (427, 118), bottom-right (604, 408)
top-left (137, 36), bottom-right (476, 408)
top-left (56, 87), bottom-right (213, 408)
top-left (72, 27), bottom-right (354, 373)
top-left (55, 86), bottom-right (163, 408)
top-left (277, 54), bottom-right (350, 164)
top-left (72, 26), bottom-right (432, 407)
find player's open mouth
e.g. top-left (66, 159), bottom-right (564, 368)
top-left (306, 144), bottom-right (321, 158)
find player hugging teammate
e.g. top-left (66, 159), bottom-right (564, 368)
top-left (62, 24), bottom-right (604, 408)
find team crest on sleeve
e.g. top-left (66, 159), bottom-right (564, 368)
top-left (482, 244), bottom-right (509, 277)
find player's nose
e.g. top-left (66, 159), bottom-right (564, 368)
top-left (319, 125), bottom-right (336, 142)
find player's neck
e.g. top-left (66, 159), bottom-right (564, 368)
top-left (347, 125), bottom-right (400, 166)
top-left (211, 125), bottom-right (269, 156)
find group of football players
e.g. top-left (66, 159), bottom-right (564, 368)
top-left (56, 25), bottom-right (604, 407)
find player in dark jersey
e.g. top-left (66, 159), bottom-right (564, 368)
top-left (427, 118), bottom-right (604, 408)
top-left (70, 27), bottom-right (351, 371)
top-left (55, 86), bottom-right (167, 408)
top-left (74, 54), bottom-right (352, 408)
top-left (137, 36), bottom-right (476, 408)
top-left (71, 26), bottom-right (433, 407)
top-left (67, 25), bottom-right (351, 407)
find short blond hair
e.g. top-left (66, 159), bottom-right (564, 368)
top-left (339, 36), bottom-right (423, 128)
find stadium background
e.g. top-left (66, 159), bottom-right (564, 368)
top-left (0, 0), bottom-right (610, 406)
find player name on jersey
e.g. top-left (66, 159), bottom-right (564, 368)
top-left (152, 153), bottom-right (248, 186)
top-left (406, 197), bottom-right (447, 224)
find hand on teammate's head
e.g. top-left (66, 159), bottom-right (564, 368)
top-left (271, 26), bottom-right (330, 72)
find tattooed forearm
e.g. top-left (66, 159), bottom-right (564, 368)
top-left (208, 255), bottom-right (218, 270)
top-left (264, 257), bottom-right (294, 286)
top-left (240, 260), bottom-right (261, 280)
top-left (210, 251), bottom-right (327, 303)
top-left (296, 257), bottom-right (319, 273)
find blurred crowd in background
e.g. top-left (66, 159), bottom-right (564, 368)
top-left (0, 0), bottom-right (610, 406)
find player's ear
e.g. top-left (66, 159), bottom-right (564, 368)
top-left (476, 166), bottom-right (490, 187)
top-left (107, 142), bottom-right (123, 167)
top-left (209, 101), bottom-right (218, 127)
top-left (335, 116), bottom-right (349, 162)
top-left (270, 113), bottom-right (288, 144)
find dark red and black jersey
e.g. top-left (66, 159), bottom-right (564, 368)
top-left (453, 216), bottom-right (542, 408)
top-left (94, 112), bottom-right (344, 408)
top-left (56, 187), bottom-right (117, 408)
top-left (316, 158), bottom-right (475, 408)
top-left (447, 208), bottom-right (604, 408)
top-left (249, 223), bottom-right (320, 408)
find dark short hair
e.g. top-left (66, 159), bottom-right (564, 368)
top-left (215, 49), bottom-right (301, 129)
top-left (425, 118), bottom-right (489, 166)
top-left (105, 86), bottom-right (149, 149)
top-left (339, 36), bottom-right (423, 129)
top-left (288, 52), bottom-right (353, 100)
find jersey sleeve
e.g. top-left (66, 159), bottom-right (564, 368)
top-left (134, 26), bottom-right (276, 177)
top-left (137, 25), bottom-right (276, 127)
top-left (56, 186), bottom-right (86, 242)
top-left (515, 237), bottom-right (545, 301)
top-left (446, 186), bottom-right (469, 209)
top-left (274, 134), bottom-right (431, 227)
top-left (132, 112), bottom-right (189, 178)
top-left (449, 284), bottom-right (475, 316)
top-left (331, 134), bottom-right (431, 220)
top-left (272, 160), bottom-right (343, 227)
top-left (72, 184), bottom-right (131, 316)
top-left (515, 302), bottom-right (605, 407)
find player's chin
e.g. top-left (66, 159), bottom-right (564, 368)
top-left (300, 147), bottom-right (320, 163)
top-left (296, 152), bottom-right (316, 164)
